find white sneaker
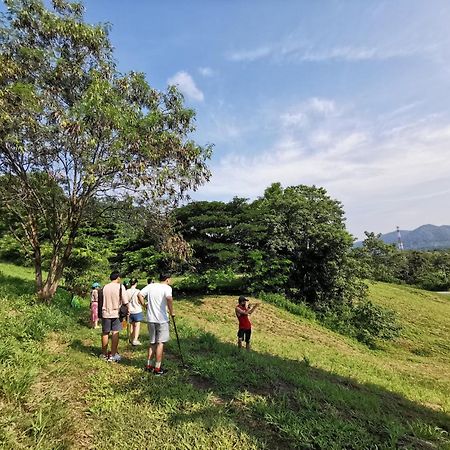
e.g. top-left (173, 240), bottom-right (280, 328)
top-left (110, 353), bottom-right (122, 362)
top-left (132, 340), bottom-right (142, 346)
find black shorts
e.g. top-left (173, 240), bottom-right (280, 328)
top-left (102, 318), bottom-right (122, 334)
top-left (237, 328), bottom-right (251, 343)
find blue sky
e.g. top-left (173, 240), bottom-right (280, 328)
top-left (12, 1), bottom-right (450, 238)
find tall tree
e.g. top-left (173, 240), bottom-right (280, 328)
top-left (0, 0), bottom-right (211, 300)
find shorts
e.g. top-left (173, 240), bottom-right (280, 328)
top-left (237, 328), bottom-right (252, 343)
top-left (148, 322), bottom-right (170, 344)
top-left (129, 312), bottom-right (144, 323)
top-left (102, 317), bottom-right (122, 334)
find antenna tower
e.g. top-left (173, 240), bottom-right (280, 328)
top-left (396, 226), bottom-right (404, 250)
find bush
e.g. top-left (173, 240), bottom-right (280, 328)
top-left (351, 300), bottom-right (402, 345)
top-left (175, 268), bottom-right (242, 294)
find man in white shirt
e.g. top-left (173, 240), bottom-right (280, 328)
top-left (140, 274), bottom-right (174, 375)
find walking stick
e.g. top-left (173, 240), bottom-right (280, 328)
top-left (171, 315), bottom-right (186, 367)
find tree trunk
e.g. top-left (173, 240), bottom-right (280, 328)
top-left (37, 233), bottom-right (77, 302)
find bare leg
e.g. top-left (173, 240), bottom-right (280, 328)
top-left (147, 343), bottom-right (156, 361)
top-left (101, 333), bottom-right (109, 355)
top-left (155, 343), bottom-right (164, 364)
top-left (237, 338), bottom-right (243, 349)
top-left (111, 331), bottom-right (119, 355)
top-left (94, 320), bottom-right (99, 329)
top-left (133, 322), bottom-right (141, 341)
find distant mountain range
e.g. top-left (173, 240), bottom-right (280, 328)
top-left (356, 224), bottom-right (450, 250)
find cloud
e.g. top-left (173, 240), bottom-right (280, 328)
top-left (227, 38), bottom-right (429, 64)
top-left (280, 97), bottom-right (337, 127)
top-left (227, 46), bottom-right (272, 62)
top-left (167, 71), bottom-right (204, 102)
top-left (198, 67), bottom-right (214, 77)
top-left (194, 101), bottom-right (450, 238)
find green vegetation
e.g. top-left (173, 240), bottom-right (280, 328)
top-left (1, 262), bottom-right (449, 449)
top-left (355, 232), bottom-right (450, 291)
top-left (0, 0), bottom-right (210, 301)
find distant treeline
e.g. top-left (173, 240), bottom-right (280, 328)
top-left (353, 232), bottom-right (450, 291)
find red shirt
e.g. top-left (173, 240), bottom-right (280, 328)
top-left (236, 305), bottom-right (251, 330)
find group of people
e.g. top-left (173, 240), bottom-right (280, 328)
top-left (90, 271), bottom-right (260, 376)
top-left (90, 272), bottom-right (174, 375)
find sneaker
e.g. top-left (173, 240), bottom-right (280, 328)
top-left (110, 353), bottom-right (122, 363)
top-left (153, 367), bottom-right (167, 376)
top-left (144, 365), bottom-right (154, 372)
top-left (131, 340), bottom-right (142, 346)
top-left (99, 353), bottom-right (109, 361)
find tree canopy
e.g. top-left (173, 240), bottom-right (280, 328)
top-left (0, 0), bottom-right (211, 300)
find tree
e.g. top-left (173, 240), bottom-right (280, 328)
top-left (0, 0), bottom-right (211, 301)
top-left (241, 183), bottom-right (367, 308)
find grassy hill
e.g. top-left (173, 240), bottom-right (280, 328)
top-left (0, 262), bottom-right (449, 449)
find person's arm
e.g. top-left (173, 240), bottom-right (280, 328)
top-left (249, 303), bottom-right (260, 314)
top-left (138, 293), bottom-right (146, 308)
top-left (236, 305), bottom-right (249, 316)
top-left (167, 296), bottom-right (174, 317)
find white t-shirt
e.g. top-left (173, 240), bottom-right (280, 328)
top-left (127, 287), bottom-right (142, 314)
top-left (140, 283), bottom-right (172, 323)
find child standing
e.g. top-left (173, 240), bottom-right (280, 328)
top-left (235, 296), bottom-right (259, 350)
top-left (90, 282), bottom-right (101, 329)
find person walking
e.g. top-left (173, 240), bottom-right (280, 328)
top-left (90, 282), bottom-right (101, 329)
top-left (127, 278), bottom-right (146, 346)
top-left (235, 296), bottom-right (259, 351)
top-left (101, 272), bottom-right (128, 362)
top-left (140, 274), bottom-right (175, 375)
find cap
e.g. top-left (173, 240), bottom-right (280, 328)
top-left (92, 282), bottom-right (101, 288)
top-left (238, 295), bottom-right (247, 303)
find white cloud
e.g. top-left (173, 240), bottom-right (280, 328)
top-left (280, 97), bottom-right (337, 128)
top-left (198, 67), bottom-right (214, 77)
top-left (227, 46), bottom-right (272, 62)
top-left (195, 104), bottom-right (450, 239)
top-left (167, 71), bottom-right (204, 102)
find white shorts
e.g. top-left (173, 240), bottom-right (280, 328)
top-left (148, 322), bottom-right (170, 344)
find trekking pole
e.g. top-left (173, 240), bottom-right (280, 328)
top-left (171, 315), bottom-right (186, 367)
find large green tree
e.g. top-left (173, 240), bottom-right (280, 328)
top-left (0, 0), bottom-right (211, 300)
top-left (246, 183), bottom-right (366, 308)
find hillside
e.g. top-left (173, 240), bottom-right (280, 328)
top-left (358, 224), bottom-right (450, 250)
top-left (1, 262), bottom-right (450, 449)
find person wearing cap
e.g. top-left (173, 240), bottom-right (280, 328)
top-left (235, 296), bottom-right (259, 350)
top-left (90, 282), bottom-right (101, 329)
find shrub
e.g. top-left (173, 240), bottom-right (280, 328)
top-left (175, 268), bottom-right (242, 294)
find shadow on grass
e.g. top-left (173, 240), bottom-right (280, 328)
top-left (0, 271), bottom-right (36, 297)
top-left (71, 322), bottom-right (450, 450)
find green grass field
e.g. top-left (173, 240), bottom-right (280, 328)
top-left (0, 262), bottom-right (449, 449)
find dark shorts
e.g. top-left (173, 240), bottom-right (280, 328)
top-left (237, 328), bottom-right (252, 343)
top-left (102, 318), bottom-right (121, 334)
top-left (129, 312), bottom-right (144, 323)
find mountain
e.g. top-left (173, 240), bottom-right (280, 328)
top-left (358, 224), bottom-right (450, 250)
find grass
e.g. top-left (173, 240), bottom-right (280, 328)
top-left (0, 262), bottom-right (449, 449)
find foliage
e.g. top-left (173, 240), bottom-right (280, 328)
top-left (354, 233), bottom-right (450, 291)
top-left (175, 268), bottom-right (242, 294)
top-left (0, 0), bottom-right (211, 300)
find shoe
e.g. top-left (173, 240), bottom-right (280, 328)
top-left (110, 353), bottom-right (122, 363)
top-left (99, 353), bottom-right (109, 361)
top-left (144, 365), bottom-right (154, 372)
top-left (131, 340), bottom-right (142, 346)
top-left (153, 367), bottom-right (167, 376)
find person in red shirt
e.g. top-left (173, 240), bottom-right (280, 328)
top-left (235, 295), bottom-right (259, 350)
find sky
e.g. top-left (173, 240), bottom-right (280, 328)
top-left (9, 1), bottom-right (450, 239)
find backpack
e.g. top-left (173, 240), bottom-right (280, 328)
top-left (97, 288), bottom-right (104, 319)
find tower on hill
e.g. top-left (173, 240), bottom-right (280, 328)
top-left (396, 226), bottom-right (404, 250)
